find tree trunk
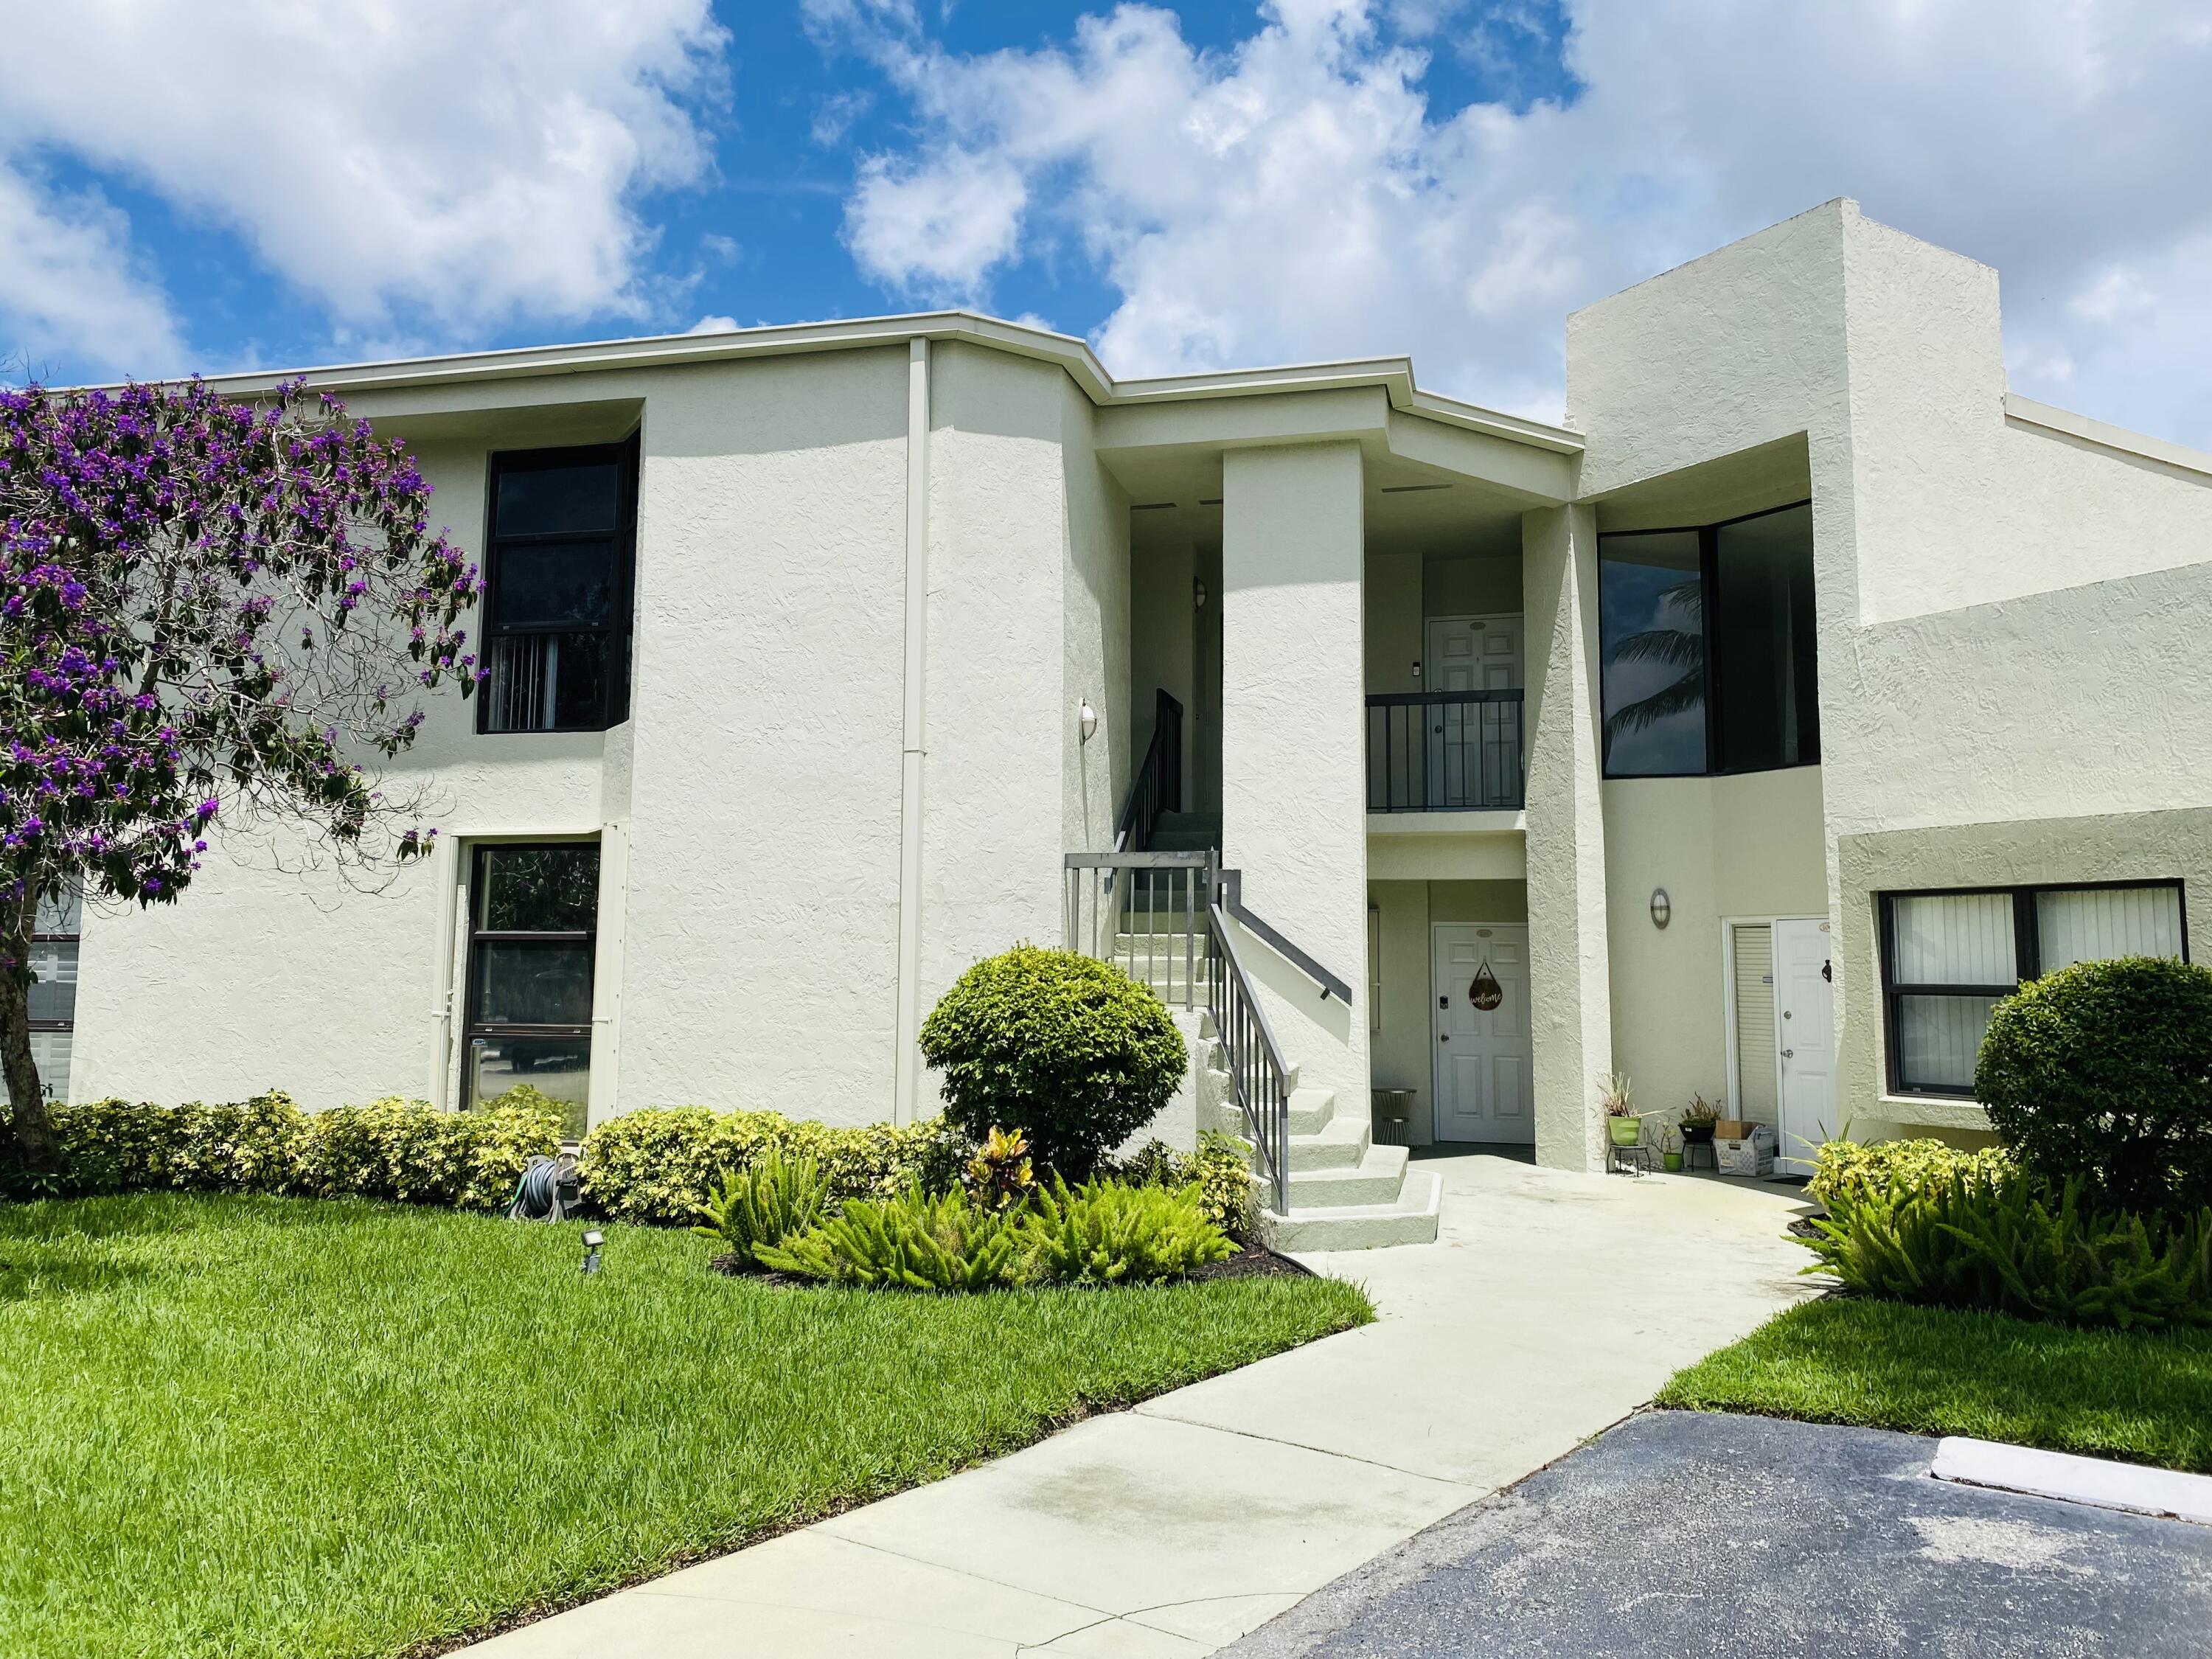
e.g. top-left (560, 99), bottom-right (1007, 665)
top-left (1, 891), bottom-right (57, 1175)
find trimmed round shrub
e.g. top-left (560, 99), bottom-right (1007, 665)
top-left (1977, 956), bottom-right (2212, 1214)
top-left (919, 945), bottom-right (1187, 1178)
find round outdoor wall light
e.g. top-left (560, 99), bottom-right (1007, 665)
top-left (1649, 888), bottom-right (1672, 929)
top-left (1079, 699), bottom-right (1099, 743)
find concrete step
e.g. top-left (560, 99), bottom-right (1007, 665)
top-left (1287, 1085), bottom-right (1335, 1134)
top-left (1261, 1169), bottom-right (1441, 1251)
top-left (1265, 1143), bottom-right (1410, 1208)
top-left (1284, 1112), bottom-right (1371, 1171)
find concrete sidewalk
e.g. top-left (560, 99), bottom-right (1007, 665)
top-left (462, 1155), bottom-right (1817, 1658)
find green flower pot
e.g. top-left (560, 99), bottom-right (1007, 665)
top-left (1663, 1151), bottom-right (1684, 1172)
top-left (1607, 1116), bottom-right (1642, 1147)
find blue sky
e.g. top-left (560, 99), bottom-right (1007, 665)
top-left (4, 2), bottom-right (2210, 444)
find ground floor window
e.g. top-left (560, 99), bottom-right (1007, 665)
top-left (28, 883), bottom-right (80, 1102)
top-left (1879, 881), bottom-right (2185, 1096)
top-left (463, 843), bottom-right (599, 1138)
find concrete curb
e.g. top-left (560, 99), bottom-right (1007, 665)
top-left (1931, 1436), bottom-right (2212, 1527)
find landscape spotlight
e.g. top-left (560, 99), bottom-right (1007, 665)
top-left (582, 1230), bottom-right (605, 1275)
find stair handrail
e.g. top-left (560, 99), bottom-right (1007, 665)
top-left (1204, 896), bottom-right (1293, 1215)
top-left (1112, 687), bottom-right (1184, 858)
top-left (1216, 869), bottom-right (1354, 1004)
top-left (1063, 848), bottom-right (1212, 1012)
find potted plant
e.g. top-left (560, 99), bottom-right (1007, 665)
top-left (1598, 1071), bottom-right (1641, 1147)
top-left (1662, 1125), bottom-right (1683, 1172)
top-left (1679, 1093), bottom-right (1720, 1147)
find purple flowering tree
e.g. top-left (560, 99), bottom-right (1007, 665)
top-left (0, 378), bottom-right (481, 1171)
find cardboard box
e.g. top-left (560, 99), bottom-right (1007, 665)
top-left (1716, 1122), bottom-right (1775, 1178)
top-left (1714, 1119), bottom-right (1755, 1141)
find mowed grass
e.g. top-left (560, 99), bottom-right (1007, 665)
top-left (0, 1192), bottom-right (1371, 1659)
top-left (1658, 1295), bottom-right (2212, 1473)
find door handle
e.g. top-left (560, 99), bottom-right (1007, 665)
top-left (1781, 1048), bottom-right (1793, 1060)
top-left (1439, 1034), bottom-right (1449, 1043)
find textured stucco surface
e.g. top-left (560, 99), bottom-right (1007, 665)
top-left (1222, 442), bottom-right (1371, 1113)
top-left (72, 344), bottom-right (1133, 1129)
top-left (1601, 767), bottom-right (1826, 1133)
top-left (1568, 197), bottom-right (2212, 1141)
top-left (1520, 504), bottom-right (1612, 1170)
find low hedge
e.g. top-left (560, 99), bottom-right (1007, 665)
top-left (577, 1107), bottom-right (969, 1225)
top-left (0, 1088), bottom-right (564, 1209)
top-left (1808, 1135), bottom-right (2012, 1211)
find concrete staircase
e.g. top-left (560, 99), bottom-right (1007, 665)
top-left (1251, 1071), bottom-right (1441, 1250)
top-left (1100, 808), bottom-right (1438, 1250)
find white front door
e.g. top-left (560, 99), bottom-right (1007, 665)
top-left (1772, 918), bottom-right (1836, 1176)
top-left (1423, 614), bottom-right (1523, 808)
top-left (1431, 923), bottom-right (1534, 1144)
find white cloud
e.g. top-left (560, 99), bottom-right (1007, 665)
top-left (686, 313), bottom-right (741, 334)
top-left (827, 0), bottom-right (2212, 445)
top-left (0, 0), bottom-right (729, 368)
top-left (0, 170), bottom-right (183, 377)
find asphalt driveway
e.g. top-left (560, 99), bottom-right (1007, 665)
top-left (1222, 1411), bottom-right (2212, 1659)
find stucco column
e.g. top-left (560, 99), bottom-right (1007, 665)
top-left (1523, 503), bottom-right (1613, 1170)
top-left (1220, 442), bottom-right (1369, 1115)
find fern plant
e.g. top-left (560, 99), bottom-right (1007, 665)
top-left (692, 1150), bottom-right (831, 1269)
top-left (1800, 1166), bottom-right (2212, 1330)
top-left (757, 1186), bottom-right (1023, 1291)
top-left (1020, 1178), bottom-right (1234, 1285)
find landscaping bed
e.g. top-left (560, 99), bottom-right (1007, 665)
top-left (1658, 1295), bottom-right (2212, 1474)
top-left (0, 1192), bottom-right (1371, 1659)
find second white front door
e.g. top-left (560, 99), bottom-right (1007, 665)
top-left (1772, 918), bottom-right (1837, 1177)
top-left (1431, 923), bottom-right (1534, 1144)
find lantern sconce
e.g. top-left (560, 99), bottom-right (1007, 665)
top-left (1649, 888), bottom-right (1672, 930)
top-left (1079, 698), bottom-right (1099, 743)
top-left (1194, 577), bottom-right (1207, 609)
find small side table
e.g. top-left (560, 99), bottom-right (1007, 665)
top-left (1680, 1134), bottom-right (1718, 1174)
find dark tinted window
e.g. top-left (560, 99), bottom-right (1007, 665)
top-left (481, 444), bottom-right (636, 734)
top-left (1713, 504), bottom-right (1818, 772)
top-left (479, 844), bottom-right (600, 933)
top-left (1599, 531), bottom-right (1705, 776)
top-left (495, 463), bottom-right (620, 536)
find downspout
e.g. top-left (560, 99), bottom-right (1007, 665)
top-left (893, 338), bottom-right (932, 1124)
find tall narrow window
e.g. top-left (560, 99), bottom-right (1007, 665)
top-left (1712, 503), bottom-right (1819, 771)
top-left (28, 883), bottom-right (80, 1102)
top-left (1879, 882), bottom-right (2185, 1096)
top-left (481, 442), bottom-right (637, 733)
top-left (464, 844), bottom-right (599, 1139)
top-left (1598, 530), bottom-right (1705, 776)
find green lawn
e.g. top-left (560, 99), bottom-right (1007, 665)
top-left (0, 1192), bottom-right (1371, 1659)
top-left (1658, 1295), bottom-right (2212, 1473)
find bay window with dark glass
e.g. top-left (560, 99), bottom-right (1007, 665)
top-left (1879, 881), bottom-right (2187, 1096)
top-left (480, 442), bottom-right (638, 734)
top-left (1599, 501), bottom-right (1819, 777)
top-left (464, 843), bottom-right (600, 1138)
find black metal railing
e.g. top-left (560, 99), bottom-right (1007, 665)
top-left (1205, 899), bottom-right (1293, 1215)
top-left (1114, 687), bottom-right (1183, 856)
top-left (1365, 688), bottom-right (1524, 812)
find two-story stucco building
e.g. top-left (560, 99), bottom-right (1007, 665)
top-left (38, 199), bottom-right (2212, 1247)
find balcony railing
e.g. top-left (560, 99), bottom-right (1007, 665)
top-left (1366, 689), bottom-right (1525, 812)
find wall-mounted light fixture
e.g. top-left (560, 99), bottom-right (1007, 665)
top-left (1079, 699), bottom-right (1098, 743)
top-left (1649, 888), bottom-right (1672, 930)
top-left (1194, 578), bottom-right (1207, 609)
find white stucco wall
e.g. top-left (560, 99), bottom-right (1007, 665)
top-left (1221, 442), bottom-right (1371, 1113)
top-left (1569, 197), bottom-right (2212, 1137)
top-left (1600, 768), bottom-right (1827, 1132)
top-left (70, 341), bottom-right (1133, 1128)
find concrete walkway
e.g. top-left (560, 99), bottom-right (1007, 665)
top-left (462, 1155), bottom-right (1818, 1658)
